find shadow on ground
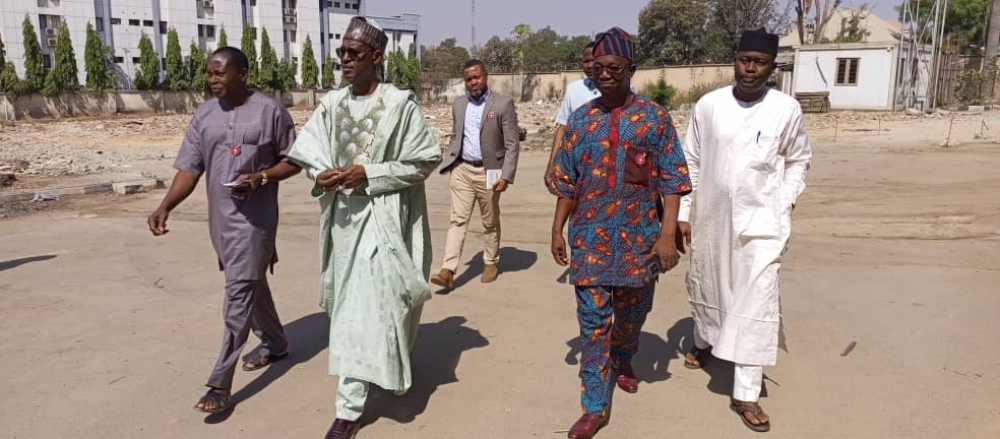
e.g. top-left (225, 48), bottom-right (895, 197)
top-left (359, 316), bottom-right (489, 426)
top-left (436, 247), bottom-right (538, 294)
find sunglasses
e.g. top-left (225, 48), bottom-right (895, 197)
top-left (335, 47), bottom-right (368, 61)
top-left (588, 63), bottom-right (631, 76)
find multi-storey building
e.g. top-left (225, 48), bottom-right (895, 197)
top-left (0, 0), bottom-right (419, 88)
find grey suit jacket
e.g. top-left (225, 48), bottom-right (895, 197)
top-left (439, 90), bottom-right (521, 183)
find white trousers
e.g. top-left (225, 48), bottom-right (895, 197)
top-left (693, 329), bottom-right (764, 402)
top-left (335, 377), bottom-right (369, 421)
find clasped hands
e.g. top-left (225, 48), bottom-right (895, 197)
top-left (317, 165), bottom-right (367, 191)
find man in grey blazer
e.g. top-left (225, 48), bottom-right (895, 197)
top-left (431, 59), bottom-right (520, 288)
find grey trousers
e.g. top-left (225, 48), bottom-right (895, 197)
top-left (206, 275), bottom-right (288, 390)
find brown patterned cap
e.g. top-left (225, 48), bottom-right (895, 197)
top-left (345, 17), bottom-right (388, 52)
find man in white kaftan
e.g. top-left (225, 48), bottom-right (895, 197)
top-left (285, 17), bottom-right (442, 439)
top-left (677, 28), bottom-right (812, 432)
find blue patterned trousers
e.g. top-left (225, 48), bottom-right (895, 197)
top-left (575, 283), bottom-right (655, 415)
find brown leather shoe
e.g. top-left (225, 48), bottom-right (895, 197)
top-left (324, 418), bottom-right (359, 439)
top-left (616, 363), bottom-right (639, 393)
top-left (568, 413), bottom-right (609, 439)
top-left (481, 264), bottom-right (498, 283)
top-left (430, 269), bottom-right (454, 288)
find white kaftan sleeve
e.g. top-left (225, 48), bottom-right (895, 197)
top-left (780, 106), bottom-right (812, 208)
top-left (678, 103), bottom-right (701, 222)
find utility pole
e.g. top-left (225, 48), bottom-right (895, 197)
top-left (985, 0), bottom-right (1000, 97)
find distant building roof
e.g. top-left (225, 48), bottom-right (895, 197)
top-left (779, 7), bottom-right (902, 47)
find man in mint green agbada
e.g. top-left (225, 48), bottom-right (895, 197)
top-left (285, 17), bottom-right (442, 439)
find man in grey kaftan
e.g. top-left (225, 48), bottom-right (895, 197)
top-left (149, 47), bottom-right (301, 414)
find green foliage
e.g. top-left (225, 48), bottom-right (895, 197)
top-left (300, 35), bottom-right (319, 89)
top-left (188, 40), bottom-right (208, 92)
top-left (135, 32), bottom-right (160, 90)
top-left (678, 80), bottom-right (731, 105)
top-left (945, 0), bottom-right (989, 54)
top-left (322, 54), bottom-right (336, 88)
top-left (164, 28), bottom-right (188, 90)
top-left (218, 25), bottom-right (227, 47)
top-left (84, 22), bottom-right (113, 91)
top-left (22, 15), bottom-right (45, 93)
top-left (638, 0), bottom-right (719, 65)
top-left (241, 25), bottom-right (259, 88)
top-left (258, 28), bottom-right (280, 90)
top-left (0, 62), bottom-right (22, 95)
top-left (0, 32), bottom-right (25, 95)
top-left (43, 22), bottom-right (79, 95)
top-left (386, 47), bottom-right (419, 90)
top-left (644, 76), bottom-right (677, 108)
top-left (421, 38), bottom-right (471, 77)
top-left (276, 57), bottom-right (297, 91)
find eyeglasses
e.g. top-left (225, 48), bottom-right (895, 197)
top-left (336, 47), bottom-right (368, 61)
top-left (588, 63), bottom-right (630, 76)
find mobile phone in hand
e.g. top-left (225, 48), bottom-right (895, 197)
top-left (644, 253), bottom-right (661, 279)
top-left (223, 180), bottom-right (252, 190)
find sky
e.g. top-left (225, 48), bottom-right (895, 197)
top-left (367, 0), bottom-right (902, 48)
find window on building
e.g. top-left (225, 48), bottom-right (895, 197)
top-left (129, 19), bottom-right (140, 26)
top-left (143, 20), bottom-right (153, 27)
top-left (250, 27), bottom-right (257, 39)
top-left (43, 54), bottom-right (52, 70)
top-left (250, 0), bottom-right (257, 5)
top-left (326, 1), bottom-right (333, 7)
top-left (111, 18), bottom-right (121, 25)
top-left (38, 14), bottom-right (47, 29)
top-left (206, 25), bottom-right (216, 38)
top-left (95, 17), bottom-right (104, 32)
top-left (329, 33), bottom-right (334, 39)
top-left (160, 21), bottom-right (167, 34)
top-left (132, 57), bottom-right (140, 64)
top-left (198, 25), bottom-right (203, 37)
top-left (352, 3), bottom-right (358, 9)
top-left (287, 30), bottom-right (297, 42)
top-left (334, 2), bottom-right (341, 7)
top-left (114, 56), bottom-right (124, 63)
top-left (292, 57), bottom-right (298, 65)
top-left (36, 0), bottom-right (47, 7)
top-left (286, 0), bottom-right (297, 8)
top-left (836, 58), bottom-right (859, 86)
top-left (335, 33), bottom-right (341, 39)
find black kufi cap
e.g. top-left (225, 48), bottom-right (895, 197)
top-left (738, 27), bottom-right (779, 56)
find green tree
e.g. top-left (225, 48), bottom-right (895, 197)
top-left (164, 28), bottom-right (188, 90)
top-left (476, 36), bottom-right (516, 73)
top-left (300, 35), bottom-right (319, 88)
top-left (422, 37), bottom-right (472, 76)
top-left (0, 32), bottom-right (23, 94)
top-left (511, 24), bottom-right (532, 73)
top-left (43, 22), bottom-right (79, 95)
top-left (135, 32), bottom-right (160, 90)
top-left (22, 15), bottom-right (45, 93)
top-left (188, 40), bottom-right (208, 92)
top-left (84, 22), bottom-right (113, 91)
top-left (218, 25), bottom-right (227, 47)
top-left (946, 0), bottom-right (989, 52)
top-left (322, 54), bottom-right (335, 88)
top-left (241, 25), bottom-right (259, 88)
top-left (638, 0), bottom-right (721, 65)
top-left (276, 57), bottom-right (297, 91)
top-left (258, 28), bottom-right (279, 90)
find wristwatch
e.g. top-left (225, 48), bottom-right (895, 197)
top-left (260, 171), bottom-right (269, 187)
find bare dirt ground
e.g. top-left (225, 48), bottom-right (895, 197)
top-left (1, 104), bottom-right (999, 439)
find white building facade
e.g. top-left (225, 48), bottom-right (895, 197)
top-left (785, 42), bottom-right (933, 111)
top-left (0, 0), bottom-right (420, 88)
